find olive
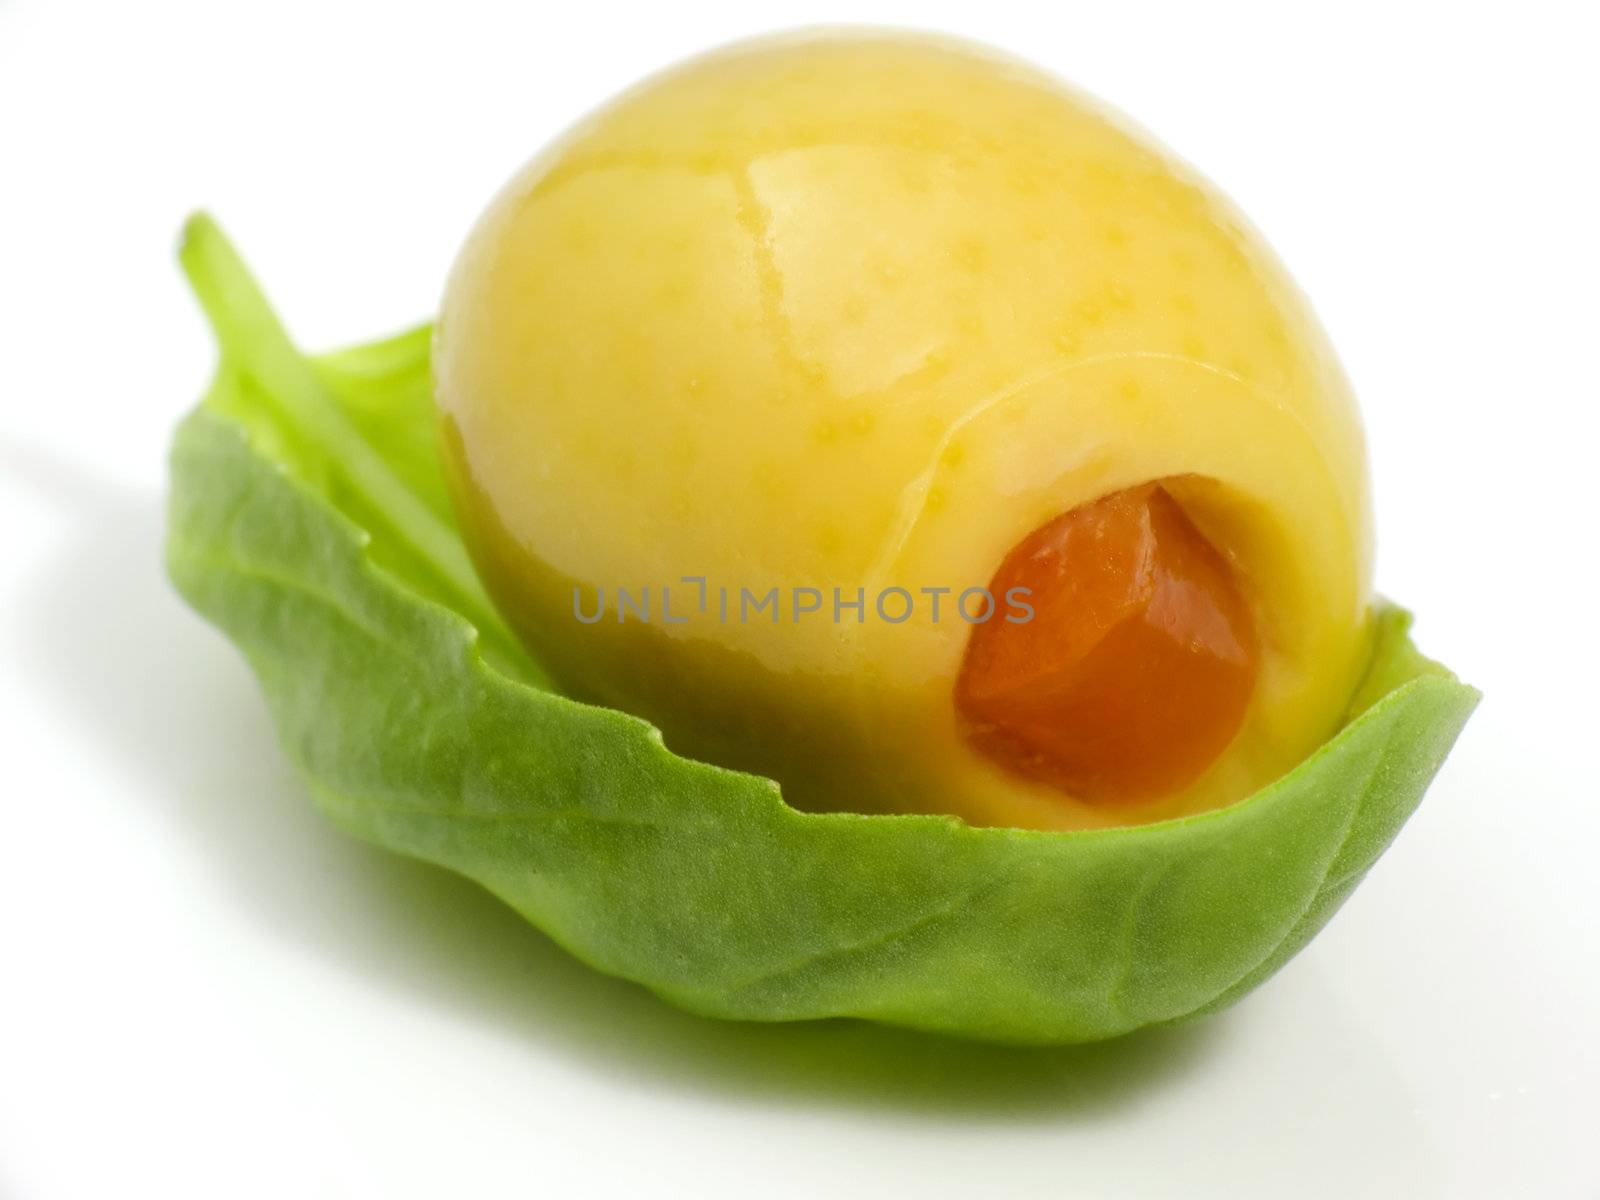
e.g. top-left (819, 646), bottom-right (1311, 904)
top-left (434, 32), bottom-right (1371, 830)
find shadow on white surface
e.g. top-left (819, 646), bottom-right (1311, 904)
top-left (9, 441), bottom-right (1233, 1122)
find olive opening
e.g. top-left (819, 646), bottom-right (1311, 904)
top-left (955, 483), bottom-right (1258, 804)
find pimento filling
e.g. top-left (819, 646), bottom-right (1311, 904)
top-left (956, 483), bottom-right (1258, 804)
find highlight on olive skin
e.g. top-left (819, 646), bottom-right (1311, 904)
top-left (434, 30), bottom-right (1375, 831)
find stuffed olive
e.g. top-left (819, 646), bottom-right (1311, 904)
top-left (434, 33), bottom-right (1371, 830)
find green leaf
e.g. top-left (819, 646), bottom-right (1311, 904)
top-left (165, 215), bottom-right (1478, 1044)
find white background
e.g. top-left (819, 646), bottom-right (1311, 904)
top-left (2, 1), bottom-right (1596, 1196)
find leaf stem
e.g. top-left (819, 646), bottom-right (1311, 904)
top-left (176, 212), bottom-right (515, 649)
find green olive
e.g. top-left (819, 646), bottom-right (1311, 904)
top-left (434, 32), bottom-right (1372, 829)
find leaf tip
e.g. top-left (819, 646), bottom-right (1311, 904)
top-left (177, 210), bottom-right (218, 264)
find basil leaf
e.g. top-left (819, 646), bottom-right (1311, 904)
top-left (166, 216), bottom-right (1478, 1043)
